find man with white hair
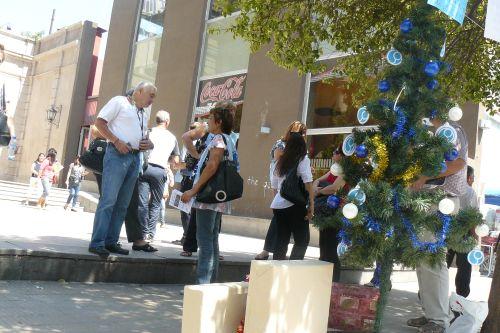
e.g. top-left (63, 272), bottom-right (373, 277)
top-left (137, 109), bottom-right (180, 242)
top-left (88, 82), bottom-right (156, 258)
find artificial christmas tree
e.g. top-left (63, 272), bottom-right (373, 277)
top-left (311, 2), bottom-right (483, 331)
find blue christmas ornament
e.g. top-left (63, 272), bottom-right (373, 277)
top-left (400, 18), bottom-right (413, 33)
top-left (468, 249), bottom-right (485, 265)
top-left (430, 109), bottom-right (438, 119)
top-left (378, 80), bottom-right (391, 92)
top-left (424, 61), bottom-right (440, 77)
top-left (444, 148), bottom-right (459, 161)
top-left (426, 79), bottom-right (439, 90)
top-left (387, 49), bottom-right (403, 65)
top-left (327, 195), bottom-right (341, 209)
top-left (441, 161), bottom-right (448, 173)
top-left (355, 144), bottom-right (368, 158)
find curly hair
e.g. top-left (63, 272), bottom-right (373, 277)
top-left (210, 101), bottom-right (235, 135)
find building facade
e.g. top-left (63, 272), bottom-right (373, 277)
top-left (100, 0), bottom-right (485, 218)
top-left (0, 22), bottom-right (105, 185)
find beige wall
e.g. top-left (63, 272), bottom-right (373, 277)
top-left (97, 0), bottom-right (141, 110)
top-left (0, 30), bottom-right (34, 180)
top-left (153, 0), bottom-right (208, 137)
top-left (233, 47), bottom-right (306, 218)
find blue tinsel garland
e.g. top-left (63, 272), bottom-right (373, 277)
top-left (393, 190), bottom-right (451, 253)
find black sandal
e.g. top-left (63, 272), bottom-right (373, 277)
top-left (132, 243), bottom-right (158, 252)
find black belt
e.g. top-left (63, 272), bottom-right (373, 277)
top-left (110, 143), bottom-right (141, 154)
top-left (148, 163), bottom-right (164, 169)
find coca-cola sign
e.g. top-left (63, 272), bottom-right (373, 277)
top-left (197, 74), bottom-right (246, 107)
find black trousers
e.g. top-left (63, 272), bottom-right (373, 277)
top-left (319, 227), bottom-right (342, 282)
top-left (263, 215), bottom-right (277, 253)
top-left (272, 204), bottom-right (310, 260)
top-left (180, 176), bottom-right (194, 237)
top-left (446, 249), bottom-right (472, 297)
top-left (124, 180), bottom-right (144, 243)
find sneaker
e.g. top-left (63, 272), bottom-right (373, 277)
top-left (105, 243), bottom-right (129, 255)
top-left (71, 208), bottom-right (77, 212)
top-left (407, 316), bottom-right (428, 328)
top-left (418, 322), bottom-right (445, 333)
top-left (89, 247), bottom-right (110, 258)
top-left (364, 282), bottom-right (379, 288)
top-left (64, 204), bottom-right (69, 210)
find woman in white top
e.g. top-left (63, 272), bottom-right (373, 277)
top-left (271, 132), bottom-right (314, 260)
top-left (23, 153), bottom-right (45, 205)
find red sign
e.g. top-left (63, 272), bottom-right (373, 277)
top-left (197, 74), bottom-right (246, 107)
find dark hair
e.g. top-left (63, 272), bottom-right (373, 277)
top-left (210, 101), bottom-right (235, 135)
top-left (47, 148), bottom-right (57, 155)
top-left (467, 165), bottom-right (474, 178)
top-left (46, 152), bottom-right (56, 164)
top-left (125, 89), bottom-right (134, 97)
top-left (276, 132), bottom-right (307, 177)
top-left (35, 153), bottom-right (45, 162)
top-left (334, 145), bottom-right (345, 157)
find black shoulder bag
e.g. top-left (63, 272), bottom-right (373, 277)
top-left (80, 139), bottom-right (107, 174)
top-left (196, 135), bottom-right (244, 204)
top-left (280, 159), bottom-right (309, 206)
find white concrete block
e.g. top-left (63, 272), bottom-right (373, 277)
top-left (244, 260), bottom-right (333, 333)
top-left (182, 282), bottom-right (248, 333)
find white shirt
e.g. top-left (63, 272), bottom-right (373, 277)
top-left (270, 156), bottom-right (313, 209)
top-left (97, 96), bottom-right (149, 150)
top-left (459, 185), bottom-right (478, 209)
top-left (147, 127), bottom-right (179, 169)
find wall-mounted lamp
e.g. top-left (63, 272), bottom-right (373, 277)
top-left (46, 105), bottom-right (62, 126)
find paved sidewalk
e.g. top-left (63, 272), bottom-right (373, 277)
top-left (0, 199), bottom-right (319, 262)
top-left (0, 275), bottom-right (492, 333)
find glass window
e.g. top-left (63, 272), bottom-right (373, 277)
top-left (129, 0), bottom-right (166, 87)
top-left (208, 0), bottom-right (239, 20)
top-left (305, 79), bottom-right (376, 129)
top-left (201, 16), bottom-right (250, 77)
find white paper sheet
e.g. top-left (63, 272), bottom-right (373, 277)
top-left (169, 189), bottom-right (194, 214)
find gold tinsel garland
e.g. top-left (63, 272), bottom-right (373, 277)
top-left (396, 164), bottom-right (422, 187)
top-left (369, 135), bottom-right (389, 181)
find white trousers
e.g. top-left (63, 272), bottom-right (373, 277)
top-left (416, 196), bottom-right (460, 327)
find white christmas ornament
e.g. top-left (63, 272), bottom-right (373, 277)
top-left (448, 106), bottom-right (463, 121)
top-left (438, 198), bottom-right (455, 215)
top-left (475, 224), bottom-right (490, 238)
top-left (330, 163), bottom-right (344, 176)
top-left (342, 203), bottom-right (358, 219)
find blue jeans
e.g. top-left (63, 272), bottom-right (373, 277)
top-left (89, 144), bottom-right (140, 249)
top-left (196, 208), bottom-right (222, 284)
top-left (137, 164), bottom-right (167, 239)
top-left (41, 177), bottom-right (52, 198)
top-left (66, 183), bottom-right (80, 208)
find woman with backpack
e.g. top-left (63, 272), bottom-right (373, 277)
top-left (64, 155), bottom-right (88, 211)
top-left (271, 132), bottom-right (314, 260)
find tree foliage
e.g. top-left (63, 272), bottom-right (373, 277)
top-left (215, 0), bottom-right (499, 113)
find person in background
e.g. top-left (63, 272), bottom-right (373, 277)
top-left (313, 146), bottom-right (346, 282)
top-left (255, 121), bottom-right (307, 260)
top-left (37, 151), bottom-right (58, 209)
top-left (409, 118), bottom-right (468, 333)
top-left (159, 165), bottom-right (175, 228)
top-left (446, 165), bottom-right (478, 298)
top-left (23, 153), bottom-right (45, 205)
top-left (88, 81), bottom-right (155, 258)
top-left (137, 110), bottom-right (180, 242)
top-left (64, 155), bottom-right (88, 212)
top-left (178, 122), bottom-right (210, 256)
top-left (173, 122), bottom-right (203, 245)
top-left (180, 101), bottom-right (238, 284)
top-left (271, 132), bottom-right (314, 260)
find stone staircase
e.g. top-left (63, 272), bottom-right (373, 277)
top-left (0, 179), bottom-right (83, 211)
